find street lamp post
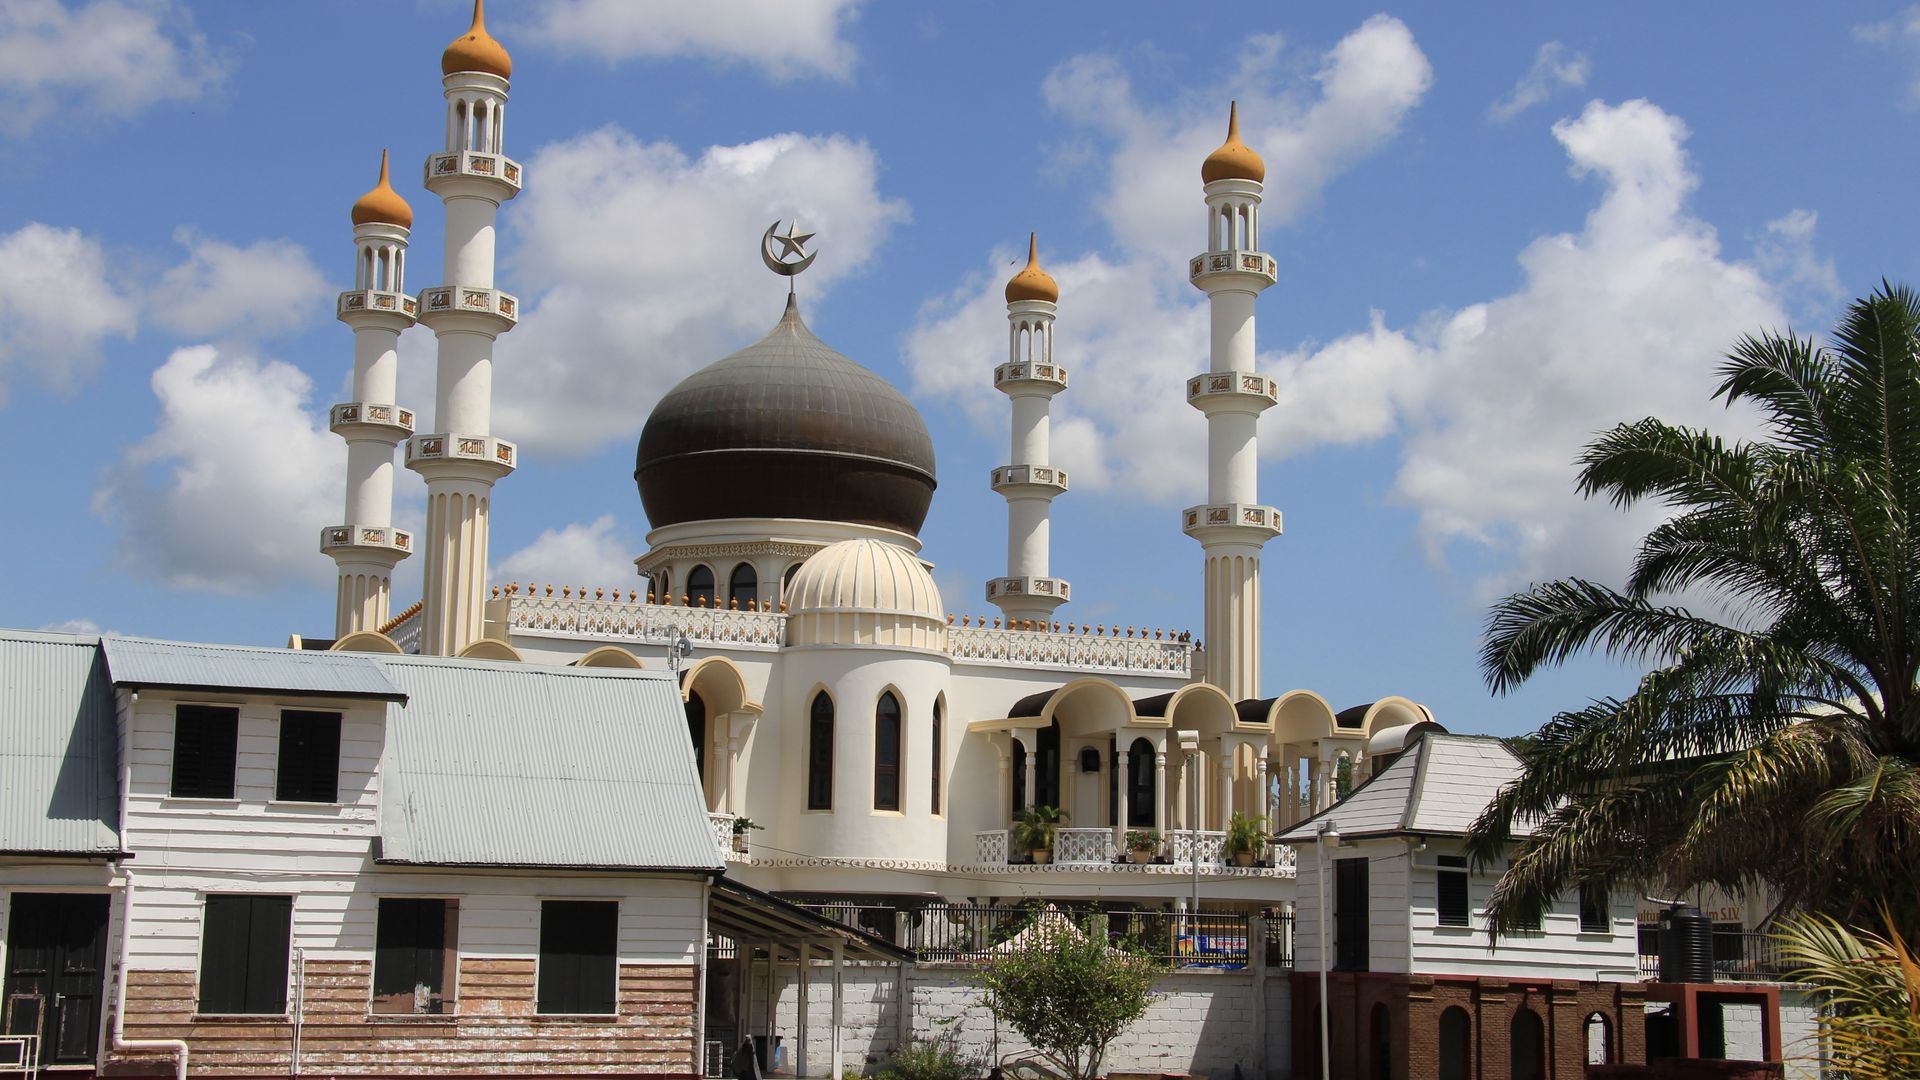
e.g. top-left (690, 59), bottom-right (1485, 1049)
top-left (1176, 730), bottom-right (1200, 944)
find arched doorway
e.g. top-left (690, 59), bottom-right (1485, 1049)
top-left (1370, 1003), bottom-right (1392, 1080)
top-left (1438, 1006), bottom-right (1471, 1080)
top-left (1511, 1008), bottom-right (1544, 1080)
top-left (685, 690), bottom-right (707, 804)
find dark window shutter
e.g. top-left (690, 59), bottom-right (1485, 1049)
top-left (375, 899), bottom-right (448, 1007)
top-left (199, 895), bottom-right (290, 1014)
top-left (807, 693), bottom-right (834, 810)
top-left (874, 693), bottom-right (900, 811)
top-left (1334, 857), bottom-right (1369, 971)
top-left (930, 702), bottom-right (942, 815)
top-left (539, 901), bottom-right (617, 1014)
top-left (276, 711), bottom-right (341, 803)
top-left (245, 897), bottom-right (291, 1014)
top-left (172, 705), bottom-right (238, 799)
top-left (1437, 856), bottom-right (1470, 927)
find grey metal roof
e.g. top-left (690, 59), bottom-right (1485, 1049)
top-left (1277, 733), bottom-right (1526, 843)
top-left (373, 655), bottom-right (722, 873)
top-left (101, 636), bottom-right (406, 702)
top-left (0, 631), bottom-right (120, 855)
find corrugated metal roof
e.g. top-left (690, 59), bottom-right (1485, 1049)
top-left (1277, 733), bottom-right (1526, 843)
top-left (102, 636), bottom-right (406, 702)
top-left (373, 655), bottom-right (721, 873)
top-left (0, 630), bottom-right (120, 855)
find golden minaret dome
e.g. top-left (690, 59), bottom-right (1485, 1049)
top-left (351, 150), bottom-right (413, 229)
top-left (442, 0), bottom-right (512, 79)
top-left (1201, 101), bottom-right (1265, 184)
top-left (1003, 233), bottom-right (1060, 304)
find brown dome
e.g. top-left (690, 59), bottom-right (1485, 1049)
top-left (1201, 101), bottom-right (1265, 184)
top-left (350, 150), bottom-right (412, 229)
top-left (442, 0), bottom-right (511, 79)
top-left (1004, 233), bottom-right (1059, 304)
top-left (635, 296), bottom-right (937, 536)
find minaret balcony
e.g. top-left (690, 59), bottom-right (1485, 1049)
top-left (337, 289), bottom-right (419, 323)
top-left (320, 524), bottom-right (413, 559)
top-left (424, 150), bottom-right (522, 197)
top-left (991, 464), bottom-right (1068, 497)
top-left (1186, 370), bottom-right (1278, 415)
top-left (330, 401), bottom-right (415, 441)
top-left (994, 360), bottom-right (1068, 394)
top-left (406, 432), bottom-right (517, 479)
top-left (1182, 502), bottom-right (1283, 544)
top-left (986, 576), bottom-right (1071, 605)
top-left (1188, 248), bottom-right (1277, 290)
top-left (416, 285), bottom-right (518, 333)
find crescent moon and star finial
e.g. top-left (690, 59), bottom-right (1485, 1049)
top-left (762, 219), bottom-right (818, 293)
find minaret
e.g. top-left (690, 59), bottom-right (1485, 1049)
top-left (1184, 103), bottom-right (1281, 699)
top-left (322, 151), bottom-right (418, 638)
top-left (986, 234), bottom-right (1070, 626)
top-left (407, 0), bottom-right (521, 656)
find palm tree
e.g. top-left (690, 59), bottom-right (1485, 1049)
top-left (1774, 911), bottom-right (1920, 1077)
top-left (1465, 284), bottom-right (1920, 939)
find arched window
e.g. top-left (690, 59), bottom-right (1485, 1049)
top-left (1127, 738), bottom-right (1155, 827)
top-left (807, 692), bottom-right (833, 810)
top-left (783, 562), bottom-right (802, 598)
top-left (728, 563), bottom-right (757, 609)
top-left (685, 691), bottom-right (706, 789)
top-left (874, 692), bottom-right (901, 811)
top-left (687, 565), bottom-right (715, 607)
top-left (930, 698), bottom-right (943, 815)
top-left (1370, 1003), bottom-right (1392, 1080)
top-left (1510, 1008), bottom-right (1544, 1080)
top-left (1585, 1012), bottom-right (1612, 1065)
top-left (1438, 1007), bottom-right (1471, 1080)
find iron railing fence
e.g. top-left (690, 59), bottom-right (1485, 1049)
top-left (1635, 929), bottom-right (1795, 983)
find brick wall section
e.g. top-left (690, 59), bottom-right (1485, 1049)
top-left (106, 959), bottom-right (699, 1077)
top-left (1292, 972), bottom-right (1647, 1080)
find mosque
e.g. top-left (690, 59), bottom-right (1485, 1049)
top-left (314, 2), bottom-right (1435, 911)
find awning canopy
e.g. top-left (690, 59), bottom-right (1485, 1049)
top-left (709, 877), bottom-right (912, 963)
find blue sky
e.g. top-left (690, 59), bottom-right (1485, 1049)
top-left (2, 0), bottom-right (1915, 735)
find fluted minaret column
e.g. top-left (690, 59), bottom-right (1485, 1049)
top-left (987, 234), bottom-right (1070, 626)
top-left (323, 151), bottom-right (419, 637)
top-left (1183, 103), bottom-right (1282, 700)
top-left (408, 0), bottom-right (521, 656)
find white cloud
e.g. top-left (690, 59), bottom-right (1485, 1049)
top-left (1754, 209), bottom-right (1843, 315)
top-left (492, 515), bottom-right (637, 592)
top-left (908, 18), bottom-right (1433, 501)
top-left (519, 0), bottom-right (863, 81)
top-left (1855, 6), bottom-right (1920, 105)
top-left (0, 0), bottom-right (228, 135)
top-left (490, 125), bottom-right (907, 455)
top-left (96, 345), bottom-right (339, 592)
top-left (0, 222), bottom-right (137, 403)
top-left (150, 230), bottom-right (328, 341)
top-left (1487, 41), bottom-right (1591, 122)
top-left (38, 617), bottom-right (114, 635)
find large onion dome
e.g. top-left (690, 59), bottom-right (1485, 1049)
top-left (350, 150), bottom-right (412, 229)
top-left (635, 295), bottom-right (938, 536)
top-left (1201, 101), bottom-right (1265, 184)
top-left (1004, 233), bottom-right (1058, 304)
top-left (443, 0), bottom-right (512, 79)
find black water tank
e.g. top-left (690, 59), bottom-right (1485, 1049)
top-left (1658, 904), bottom-right (1715, 983)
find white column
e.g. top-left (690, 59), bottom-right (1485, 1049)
top-left (1154, 749), bottom-right (1168, 831)
top-left (1257, 749), bottom-right (1270, 824)
top-left (996, 737), bottom-right (1012, 827)
top-left (796, 942), bottom-right (810, 1078)
top-left (1022, 739), bottom-right (1036, 810)
top-left (830, 941), bottom-right (845, 1080)
top-left (1114, 747), bottom-right (1131, 849)
top-left (1217, 750), bottom-right (1234, 830)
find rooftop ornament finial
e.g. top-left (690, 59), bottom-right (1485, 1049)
top-left (761, 219), bottom-right (818, 295)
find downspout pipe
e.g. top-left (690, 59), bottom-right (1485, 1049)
top-left (110, 687), bottom-right (189, 1080)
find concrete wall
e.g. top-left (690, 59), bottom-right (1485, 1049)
top-left (745, 962), bottom-right (1294, 1079)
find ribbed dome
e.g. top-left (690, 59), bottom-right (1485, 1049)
top-left (350, 150), bottom-right (412, 229)
top-left (442, 0), bottom-right (512, 78)
top-left (1201, 101), bottom-right (1265, 184)
top-left (785, 539), bottom-right (946, 650)
top-left (1004, 233), bottom-right (1058, 304)
top-left (635, 295), bottom-right (938, 536)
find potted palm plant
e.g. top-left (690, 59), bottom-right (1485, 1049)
top-left (1223, 812), bottom-right (1268, 867)
top-left (1012, 805), bottom-right (1066, 864)
top-left (1123, 829), bottom-right (1161, 865)
top-left (730, 817), bottom-right (763, 853)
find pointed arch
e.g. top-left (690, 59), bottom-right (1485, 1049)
top-left (806, 686), bottom-right (835, 811)
top-left (874, 688), bottom-right (903, 812)
top-left (931, 692), bottom-right (946, 816)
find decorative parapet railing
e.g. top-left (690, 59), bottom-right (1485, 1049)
top-left (948, 624), bottom-right (1193, 677)
top-left (1054, 827), bottom-right (1116, 865)
top-left (1170, 829), bottom-right (1228, 866)
top-left (975, 829), bottom-right (1009, 865)
top-left (502, 592), bottom-right (787, 650)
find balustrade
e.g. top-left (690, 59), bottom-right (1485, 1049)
top-left (1052, 827), bottom-right (1116, 865)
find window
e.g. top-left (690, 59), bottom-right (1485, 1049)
top-left (727, 563), bottom-right (757, 609)
top-left (1334, 856), bottom-right (1369, 971)
top-left (171, 704), bottom-right (238, 799)
top-left (199, 895), bottom-right (292, 1014)
top-left (374, 899), bottom-right (458, 1014)
top-left (686, 691), bottom-right (706, 783)
top-left (538, 900), bottom-right (617, 1015)
top-left (874, 692), bottom-right (901, 812)
top-left (1078, 747), bottom-right (1101, 774)
top-left (807, 692), bottom-right (833, 810)
top-left (1438, 1007), bottom-right (1472, 1080)
top-left (686, 565), bottom-right (715, 607)
top-left (1579, 882), bottom-right (1610, 934)
top-left (275, 710), bottom-right (341, 803)
top-left (1437, 855), bottom-right (1470, 927)
top-left (1035, 721), bottom-right (1061, 808)
top-left (930, 699), bottom-right (943, 815)
top-left (1510, 1008), bottom-right (1545, 1080)
top-left (1127, 738), bottom-right (1155, 827)
top-left (1584, 1012), bottom-right (1613, 1065)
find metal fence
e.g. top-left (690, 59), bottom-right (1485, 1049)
top-left (1635, 929), bottom-right (1795, 983)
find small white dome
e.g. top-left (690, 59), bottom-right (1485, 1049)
top-left (785, 539), bottom-right (946, 650)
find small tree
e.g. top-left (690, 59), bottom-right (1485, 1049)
top-left (1775, 911), bottom-right (1920, 1078)
top-left (978, 912), bottom-right (1160, 1080)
